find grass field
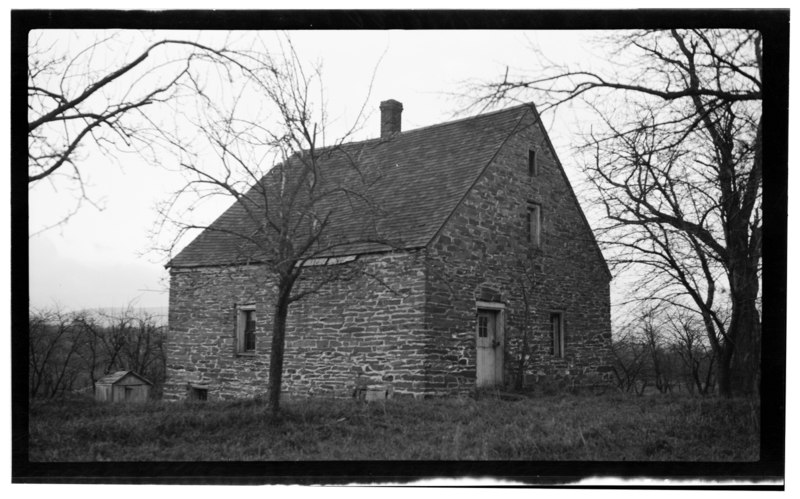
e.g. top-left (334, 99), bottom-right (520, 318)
top-left (28, 392), bottom-right (760, 461)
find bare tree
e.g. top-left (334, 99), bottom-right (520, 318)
top-left (29, 308), bottom-right (85, 398)
top-left (667, 310), bottom-right (716, 395)
top-left (73, 307), bottom-right (166, 393)
top-left (640, 309), bottom-right (680, 394)
top-left (158, 36), bottom-right (388, 414)
top-left (609, 329), bottom-right (649, 395)
top-left (78, 312), bottom-right (129, 377)
top-left (27, 31), bottom-right (246, 232)
top-left (72, 313), bottom-right (104, 392)
top-left (120, 312), bottom-right (166, 383)
top-left (474, 29), bottom-right (761, 397)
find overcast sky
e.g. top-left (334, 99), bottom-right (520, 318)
top-left (27, 29), bottom-right (635, 311)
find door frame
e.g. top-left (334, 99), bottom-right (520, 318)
top-left (475, 301), bottom-right (505, 387)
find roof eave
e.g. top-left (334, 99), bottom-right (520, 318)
top-left (166, 245), bottom-right (429, 271)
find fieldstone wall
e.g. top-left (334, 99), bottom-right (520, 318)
top-left (423, 112), bottom-right (614, 393)
top-left (165, 110), bottom-right (613, 400)
top-left (164, 251), bottom-right (428, 401)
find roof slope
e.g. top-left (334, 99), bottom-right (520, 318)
top-left (96, 371), bottom-right (153, 386)
top-left (169, 104), bottom-right (533, 268)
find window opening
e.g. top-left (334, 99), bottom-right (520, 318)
top-left (528, 204), bottom-right (541, 247)
top-left (237, 306), bottom-right (257, 354)
top-left (551, 312), bottom-right (565, 357)
top-left (528, 149), bottom-right (538, 176)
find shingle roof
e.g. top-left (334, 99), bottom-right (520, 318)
top-left (168, 103), bottom-right (535, 268)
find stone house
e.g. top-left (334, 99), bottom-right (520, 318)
top-left (164, 100), bottom-right (613, 401)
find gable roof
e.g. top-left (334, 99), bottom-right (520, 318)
top-left (168, 103), bottom-right (535, 268)
top-left (96, 371), bottom-right (153, 386)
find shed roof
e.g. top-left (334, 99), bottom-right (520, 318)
top-left (96, 371), bottom-right (153, 386)
top-left (168, 103), bottom-right (536, 268)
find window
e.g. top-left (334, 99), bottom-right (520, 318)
top-left (478, 314), bottom-right (489, 338)
top-left (527, 204), bottom-right (541, 247)
top-left (528, 149), bottom-right (538, 176)
top-left (190, 387), bottom-right (208, 401)
top-left (237, 305), bottom-right (256, 354)
top-left (550, 312), bottom-right (565, 358)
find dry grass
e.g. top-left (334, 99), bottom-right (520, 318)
top-left (28, 392), bottom-right (760, 461)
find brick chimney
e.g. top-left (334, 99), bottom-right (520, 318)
top-left (379, 99), bottom-right (403, 138)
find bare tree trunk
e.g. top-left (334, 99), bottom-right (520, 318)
top-left (267, 293), bottom-right (290, 416)
top-left (729, 297), bottom-right (761, 397)
top-left (713, 249), bottom-right (760, 398)
top-left (717, 343), bottom-right (735, 398)
top-left (704, 354), bottom-right (716, 395)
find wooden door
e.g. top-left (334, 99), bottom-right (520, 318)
top-left (476, 310), bottom-right (503, 387)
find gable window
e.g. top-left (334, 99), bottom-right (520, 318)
top-left (527, 204), bottom-right (541, 247)
top-left (237, 305), bottom-right (257, 354)
top-left (550, 312), bottom-right (565, 358)
top-left (528, 149), bottom-right (538, 176)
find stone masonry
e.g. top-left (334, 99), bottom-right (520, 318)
top-left (165, 102), bottom-right (613, 401)
top-left (164, 251), bottom-right (429, 400)
top-left (423, 111), bottom-right (613, 394)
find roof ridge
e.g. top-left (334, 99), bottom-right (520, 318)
top-left (398, 101), bottom-right (536, 137)
top-left (313, 101), bottom-right (536, 153)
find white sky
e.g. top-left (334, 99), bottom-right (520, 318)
top-left (28, 29), bottom-right (609, 311)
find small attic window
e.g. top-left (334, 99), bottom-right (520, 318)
top-left (528, 149), bottom-right (538, 176)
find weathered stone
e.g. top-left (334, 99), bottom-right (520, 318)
top-left (165, 106), bottom-right (613, 401)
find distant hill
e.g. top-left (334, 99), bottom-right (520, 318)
top-left (29, 305), bottom-right (169, 325)
top-left (84, 306), bottom-right (168, 325)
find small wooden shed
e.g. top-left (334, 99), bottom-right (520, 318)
top-left (95, 371), bottom-right (152, 402)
